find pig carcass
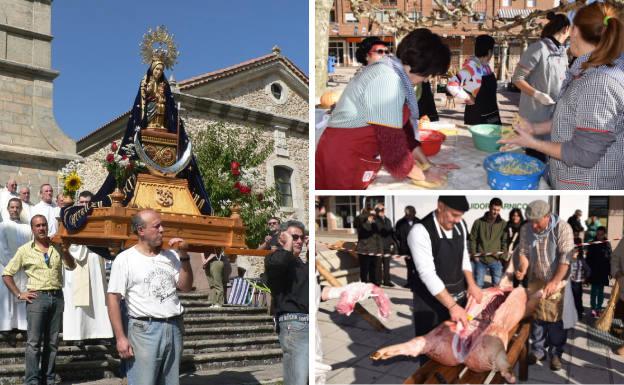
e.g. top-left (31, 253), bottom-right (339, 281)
top-left (330, 282), bottom-right (391, 320)
top-left (371, 286), bottom-right (546, 383)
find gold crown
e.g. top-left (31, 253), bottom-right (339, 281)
top-left (140, 25), bottom-right (179, 70)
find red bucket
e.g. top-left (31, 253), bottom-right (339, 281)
top-left (419, 129), bottom-right (446, 156)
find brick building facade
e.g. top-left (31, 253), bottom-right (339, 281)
top-left (328, 0), bottom-right (559, 81)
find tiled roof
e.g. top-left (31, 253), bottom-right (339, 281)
top-left (178, 51), bottom-right (308, 90)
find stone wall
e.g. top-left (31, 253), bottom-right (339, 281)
top-left (205, 75), bottom-right (308, 122)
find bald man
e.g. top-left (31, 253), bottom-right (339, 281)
top-left (19, 187), bottom-right (33, 224)
top-left (106, 209), bottom-right (193, 385)
top-left (31, 184), bottom-right (58, 237)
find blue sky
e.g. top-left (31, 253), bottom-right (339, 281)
top-left (51, 1), bottom-right (309, 140)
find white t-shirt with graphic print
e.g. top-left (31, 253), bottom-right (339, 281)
top-left (107, 246), bottom-right (183, 318)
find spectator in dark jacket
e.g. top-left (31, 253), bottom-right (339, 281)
top-left (570, 237), bottom-right (590, 320)
top-left (395, 206), bottom-right (419, 288)
top-left (505, 208), bottom-right (525, 285)
top-left (469, 198), bottom-right (507, 288)
top-left (374, 203), bottom-right (396, 287)
top-left (356, 207), bottom-right (381, 284)
top-left (586, 226), bottom-right (611, 317)
top-left (567, 209), bottom-right (585, 237)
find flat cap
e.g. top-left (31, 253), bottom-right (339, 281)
top-left (439, 196), bottom-right (469, 212)
top-left (526, 200), bottom-right (551, 220)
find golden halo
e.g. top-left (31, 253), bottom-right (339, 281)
top-left (140, 25), bottom-right (179, 70)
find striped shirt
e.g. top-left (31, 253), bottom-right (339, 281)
top-left (328, 64), bottom-right (405, 129)
top-left (2, 241), bottom-right (74, 290)
top-left (550, 54), bottom-right (624, 189)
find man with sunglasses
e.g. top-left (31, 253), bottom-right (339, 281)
top-left (264, 220), bottom-right (308, 385)
top-left (258, 216), bottom-right (281, 251)
top-left (2, 214), bottom-right (76, 385)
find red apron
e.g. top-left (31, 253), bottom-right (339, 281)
top-left (315, 125), bottom-right (380, 190)
top-left (315, 105), bottom-right (413, 190)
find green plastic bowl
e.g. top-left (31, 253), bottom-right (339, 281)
top-left (468, 124), bottom-right (502, 153)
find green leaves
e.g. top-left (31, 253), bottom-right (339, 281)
top-left (193, 123), bottom-right (281, 248)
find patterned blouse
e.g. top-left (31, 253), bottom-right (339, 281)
top-left (550, 54), bottom-right (624, 189)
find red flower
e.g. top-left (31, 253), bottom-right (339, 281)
top-left (111, 142), bottom-right (118, 151)
top-left (234, 181), bottom-right (241, 189)
top-left (230, 161), bottom-right (241, 176)
top-left (239, 184), bottom-right (251, 194)
top-left (122, 155), bottom-right (128, 161)
top-left (106, 153), bottom-right (114, 163)
top-left (126, 163), bottom-right (134, 170)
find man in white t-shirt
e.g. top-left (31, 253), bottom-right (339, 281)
top-left (106, 209), bottom-right (193, 385)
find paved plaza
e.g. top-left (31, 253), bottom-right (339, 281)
top-left (317, 236), bottom-right (624, 384)
top-left (319, 67), bottom-right (550, 190)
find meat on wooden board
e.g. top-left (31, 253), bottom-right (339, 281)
top-left (371, 286), bottom-right (556, 383)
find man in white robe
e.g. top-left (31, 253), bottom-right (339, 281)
top-left (0, 198), bottom-right (31, 335)
top-left (19, 187), bottom-right (34, 224)
top-left (62, 191), bottom-right (113, 341)
top-left (31, 184), bottom-right (58, 237)
top-left (0, 178), bottom-right (18, 222)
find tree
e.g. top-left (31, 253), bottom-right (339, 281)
top-left (315, 0), bottom-right (624, 94)
top-left (316, 0), bottom-right (335, 99)
top-left (193, 123), bottom-right (281, 249)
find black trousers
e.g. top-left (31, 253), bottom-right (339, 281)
top-left (571, 281), bottom-right (584, 318)
top-left (359, 254), bottom-right (380, 285)
top-left (382, 256), bottom-right (391, 285)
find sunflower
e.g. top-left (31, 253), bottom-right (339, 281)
top-left (64, 172), bottom-right (82, 192)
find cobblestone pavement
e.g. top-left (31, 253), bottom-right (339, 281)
top-left (317, 236), bottom-right (624, 384)
top-left (320, 66), bottom-right (551, 190)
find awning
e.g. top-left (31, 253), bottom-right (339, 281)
top-left (497, 8), bottom-right (532, 19)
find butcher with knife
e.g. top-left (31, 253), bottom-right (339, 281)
top-left (407, 195), bottom-right (483, 363)
top-left (514, 200), bottom-right (576, 371)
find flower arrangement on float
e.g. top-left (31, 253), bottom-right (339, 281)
top-left (102, 141), bottom-right (145, 190)
top-left (58, 160), bottom-right (83, 204)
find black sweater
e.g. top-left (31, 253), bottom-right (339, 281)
top-left (264, 249), bottom-right (309, 316)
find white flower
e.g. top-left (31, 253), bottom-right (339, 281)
top-left (119, 159), bottom-right (130, 168)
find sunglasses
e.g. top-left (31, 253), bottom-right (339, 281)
top-left (43, 252), bottom-right (50, 266)
top-left (291, 234), bottom-right (303, 241)
top-left (370, 49), bottom-right (389, 55)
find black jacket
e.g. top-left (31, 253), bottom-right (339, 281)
top-left (264, 249), bottom-right (309, 316)
top-left (355, 212), bottom-right (381, 254)
top-left (377, 216), bottom-right (396, 254)
top-left (567, 215), bottom-right (584, 234)
top-left (395, 216), bottom-right (420, 256)
top-left (586, 242), bottom-right (611, 286)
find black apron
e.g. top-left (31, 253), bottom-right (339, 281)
top-left (418, 81), bottom-right (439, 122)
top-left (464, 72), bottom-right (501, 125)
top-left (412, 215), bottom-right (468, 337)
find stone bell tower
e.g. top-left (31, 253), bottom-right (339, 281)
top-left (0, 0), bottom-right (79, 190)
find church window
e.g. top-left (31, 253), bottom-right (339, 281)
top-left (274, 166), bottom-right (293, 208)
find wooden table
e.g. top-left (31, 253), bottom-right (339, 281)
top-left (404, 318), bottom-right (531, 384)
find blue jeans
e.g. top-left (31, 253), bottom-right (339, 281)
top-left (25, 291), bottom-right (64, 385)
top-left (531, 319), bottom-right (567, 359)
top-left (472, 259), bottom-right (503, 288)
top-left (278, 317), bottom-right (309, 385)
top-left (126, 317), bottom-right (183, 385)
